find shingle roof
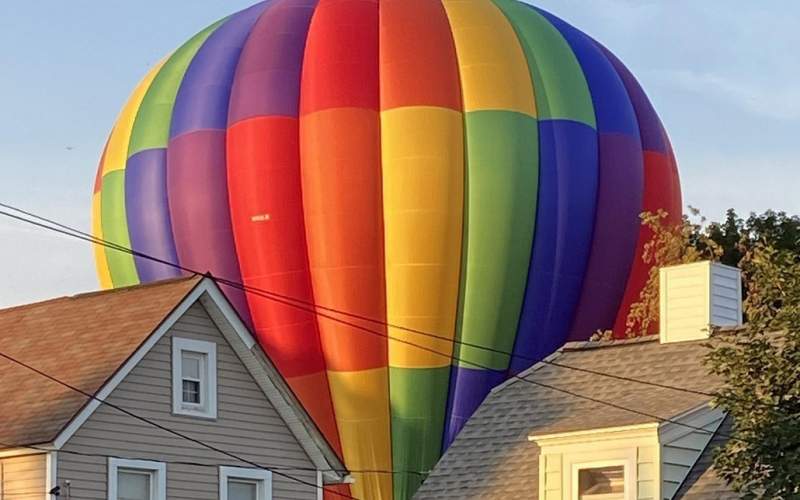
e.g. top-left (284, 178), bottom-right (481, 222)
top-left (0, 276), bottom-right (200, 448)
top-left (415, 335), bottom-right (737, 499)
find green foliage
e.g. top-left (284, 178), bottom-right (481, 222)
top-left (621, 208), bottom-right (800, 338)
top-left (705, 209), bottom-right (800, 268)
top-left (621, 207), bottom-right (800, 495)
top-left (621, 207), bottom-right (721, 338)
top-left (704, 242), bottom-right (800, 498)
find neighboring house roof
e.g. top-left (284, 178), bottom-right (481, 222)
top-left (0, 276), bottom-right (348, 483)
top-left (415, 335), bottom-right (738, 499)
top-left (0, 276), bottom-right (200, 447)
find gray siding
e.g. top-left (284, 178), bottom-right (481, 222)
top-left (0, 453), bottom-right (45, 499)
top-left (58, 303), bottom-right (319, 499)
top-left (661, 407), bottom-right (725, 499)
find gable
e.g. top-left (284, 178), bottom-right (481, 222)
top-left (58, 301), bottom-right (320, 499)
top-left (0, 277), bottom-right (199, 447)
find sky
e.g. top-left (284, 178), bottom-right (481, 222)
top-left (1, 1), bottom-right (798, 307)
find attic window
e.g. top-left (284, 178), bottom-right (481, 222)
top-left (172, 338), bottom-right (217, 419)
top-left (578, 465), bottom-right (625, 499)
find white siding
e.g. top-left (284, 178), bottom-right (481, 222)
top-left (0, 453), bottom-right (46, 500)
top-left (636, 445), bottom-right (657, 500)
top-left (58, 303), bottom-right (319, 499)
top-left (659, 261), bottom-right (742, 344)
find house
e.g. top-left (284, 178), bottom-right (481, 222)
top-left (416, 261), bottom-right (744, 499)
top-left (0, 275), bottom-right (349, 499)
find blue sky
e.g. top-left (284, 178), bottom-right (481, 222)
top-left (1, 1), bottom-right (798, 307)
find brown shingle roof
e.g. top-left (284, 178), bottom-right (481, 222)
top-left (415, 335), bottom-right (737, 499)
top-left (0, 276), bottom-right (200, 448)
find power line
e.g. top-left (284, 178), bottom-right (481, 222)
top-left (1, 201), bottom-right (783, 418)
top-left (0, 349), bottom-right (357, 499)
top-left (0, 439), bottom-right (428, 478)
top-left (0, 202), bottom-right (749, 405)
top-left (0, 205), bottom-right (772, 450)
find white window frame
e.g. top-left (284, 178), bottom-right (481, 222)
top-left (572, 459), bottom-right (630, 500)
top-left (108, 458), bottom-right (166, 500)
top-left (171, 337), bottom-right (217, 419)
top-left (219, 466), bottom-right (272, 500)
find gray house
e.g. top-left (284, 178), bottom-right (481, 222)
top-left (0, 276), bottom-right (349, 499)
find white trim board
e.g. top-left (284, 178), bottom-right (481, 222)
top-left (45, 451), bottom-right (57, 500)
top-left (198, 282), bottom-right (348, 483)
top-left (219, 466), bottom-right (272, 500)
top-left (108, 457), bottom-right (166, 500)
top-left (171, 336), bottom-right (218, 419)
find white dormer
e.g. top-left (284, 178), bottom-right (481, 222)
top-left (529, 405), bottom-right (726, 500)
top-left (659, 261), bottom-right (742, 344)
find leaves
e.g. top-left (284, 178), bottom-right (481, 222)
top-left (624, 208), bottom-right (721, 337)
top-left (623, 207), bottom-right (800, 496)
top-left (705, 242), bottom-right (800, 498)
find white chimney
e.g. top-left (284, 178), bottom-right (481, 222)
top-left (659, 261), bottom-right (742, 343)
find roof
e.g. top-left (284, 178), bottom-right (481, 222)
top-left (415, 335), bottom-right (737, 499)
top-left (0, 276), bottom-right (348, 481)
top-left (0, 276), bottom-right (200, 447)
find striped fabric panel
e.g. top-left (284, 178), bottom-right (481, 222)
top-left (440, 0), bottom-right (538, 449)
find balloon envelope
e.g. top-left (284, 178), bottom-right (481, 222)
top-left (92, 1), bottom-right (682, 498)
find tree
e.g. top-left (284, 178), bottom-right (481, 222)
top-left (620, 208), bottom-right (800, 337)
top-left (705, 209), bottom-right (800, 267)
top-left (704, 242), bottom-right (800, 498)
top-left (620, 208), bottom-right (721, 337)
top-left (615, 207), bottom-right (800, 494)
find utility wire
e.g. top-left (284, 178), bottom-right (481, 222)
top-left (0, 439), bottom-right (428, 478)
top-left (0, 205), bottom-right (780, 450)
top-left (0, 202), bottom-right (778, 411)
top-left (0, 350), bottom-right (358, 500)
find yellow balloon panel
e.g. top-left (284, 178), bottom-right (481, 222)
top-left (91, 191), bottom-right (112, 289)
top-left (102, 61), bottom-right (166, 175)
top-left (440, 0), bottom-right (536, 115)
top-left (327, 368), bottom-right (393, 500)
top-left (381, 106), bottom-right (464, 369)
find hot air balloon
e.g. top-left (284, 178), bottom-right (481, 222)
top-left (91, 1), bottom-right (682, 499)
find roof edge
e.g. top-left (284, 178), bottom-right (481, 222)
top-left (50, 277), bottom-right (348, 482)
top-left (197, 280), bottom-right (349, 483)
top-left (51, 276), bottom-right (207, 448)
top-left (0, 275), bottom-right (201, 316)
top-left (528, 422), bottom-right (660, 445)
top-left (562, 334), bottom-right (660, 352)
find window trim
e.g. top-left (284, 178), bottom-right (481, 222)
top-left (572, 459), bottom-right (629, 500)
top-left (219, 466), bottom-right (272, 500)
top-left (171, 337), bottom-right (217, 418)
top-left (108, 458), bottom-right (166, 500)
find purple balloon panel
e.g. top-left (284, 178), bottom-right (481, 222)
top-left (125, 148), bottom-right (182, 282)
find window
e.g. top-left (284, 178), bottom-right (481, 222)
top-left (172, 337), bottom-right (217, 418)
top-left (578, 465), bottom-right (625, 500)
top-left (108, 458), bottom-right (166, 500)
top-left (220, 466), bottom-right (272, 500)
top-left (531, 424), bottom-right (652, 500)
